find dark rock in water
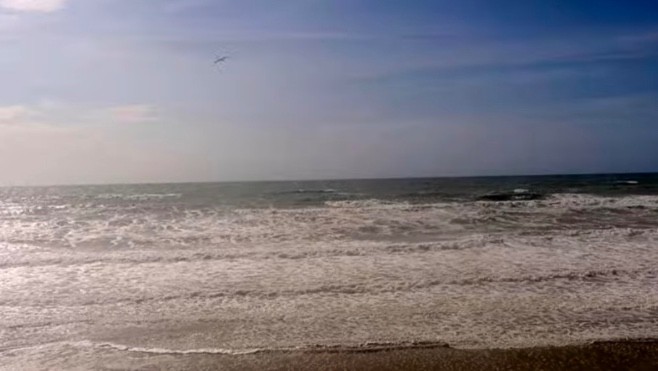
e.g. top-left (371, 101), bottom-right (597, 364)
top-left (477, 191), bottom-right (544, 202)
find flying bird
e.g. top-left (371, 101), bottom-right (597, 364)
top-left (214, 56), bottom-right (229, 64)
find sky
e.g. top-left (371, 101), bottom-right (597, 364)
top-left (0, 0), bottom-right (657, 185)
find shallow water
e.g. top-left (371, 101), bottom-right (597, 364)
top-left (1, 174), bottom-right (657, 368)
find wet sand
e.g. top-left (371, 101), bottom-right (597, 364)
top-left (64, 340), bottom-right (657, 371)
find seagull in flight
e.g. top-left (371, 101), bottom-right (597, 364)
top-left (214, 56), bottom-right (229, 64)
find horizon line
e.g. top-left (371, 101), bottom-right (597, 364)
top-left (1, 170), bottom-right (656, 189)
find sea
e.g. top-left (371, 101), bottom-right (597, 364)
top-left (1, 173), bottom-right (657, 369)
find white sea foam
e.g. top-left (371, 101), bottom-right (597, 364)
top-left (87, 341), bottom-right (264, 355)
top-left (1, 191), bottom-right (657, 361)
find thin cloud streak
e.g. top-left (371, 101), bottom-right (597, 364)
top-left (0, 0), bottom-right (67, 13)
top-left (109, 105), bottom-right (159, 124)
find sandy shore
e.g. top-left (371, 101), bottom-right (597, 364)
top-left (43, 340), bottom-right (654, 371)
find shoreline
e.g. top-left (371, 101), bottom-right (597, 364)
top-left (115, 340), bottom-right (658, 371)
top-left (238, 340), bottom-right (658, 371)
top-left (10, 339), bottom-right (653, 371)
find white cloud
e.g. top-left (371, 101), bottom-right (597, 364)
top-left (0, 102), bottom-right (197, 186)
top-left (0, 105), bottom-right (32, 125)
top-left (0, 0), bottom-right (67, 13)
top-left (108, 104), bottom-right (159, 123)
top-left (0, 122), bottom-right (203, 186)
top-left (0, 102), bottom-right (159, 128)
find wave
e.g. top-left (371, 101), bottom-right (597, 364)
top-left (90, 338), bottom-right (658, 355)
top-left (292, 189), bottom-right (338, 194)
top-left (5, 338), bottom-right (658, 358)
top-left (325, 199), bottom-right (412, 208)
top-left (3, 265), bottom-right (652, 308)
top-left (0, 339), bottom-right (450, 357)
top-left (2, 193), bottom-right (658, 254)
top-left (613, 180), bottom-right (640, 185)
top-left (0, 202), bottom-right (68, 216)
top-left (0, 237), bottom-right (501, 269)
top-left (77, 339), bottom-right (450, 356)
top-left (96, 193), bottom-right (181, 201)
top-left (455, 268), bottom-right (654, 286)
top-left (324, 193), bottom-right (658, 210)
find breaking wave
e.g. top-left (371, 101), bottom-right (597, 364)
top-left (2, 184), bottom-right (658, 355)
top-left (89, 339), bottom-right (450, 355)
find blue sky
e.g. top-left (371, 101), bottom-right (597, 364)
top-left (0, 0), bottom-right (657, 185)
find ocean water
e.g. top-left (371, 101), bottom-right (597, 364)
top-left (1, 174), bottom-right (658, 368)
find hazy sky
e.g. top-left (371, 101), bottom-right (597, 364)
top-left (1, 0), bottom-right (657, 185)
